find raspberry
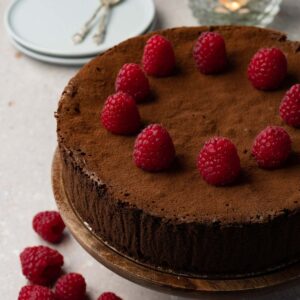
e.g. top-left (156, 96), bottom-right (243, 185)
top-left (33, 211), bottom-right (65, 243)
top-left (115, 63), bottom-right (150, 102)
top-left (101, 91), bottom-right (141, 135)
top-left (247, 48), bottom-right (287, 90)
top-left (133, 124), bottom-right (175, 172)
top-left (197, 137), bottom-right (241, 186)
top-left (18, 285), bottom-right (57, 300)
top-left (252, 126), bottom-right (291, 169)
top-left (280, 84), bottom-right (300, 127)
top-left (193, 31), bottom-right (227, 74)
top-left (142, 34), bottom-right (176, 77)
top-left (20, 246), bottom-right (64, 285)
top-left (55, 273), bottom-right (86, 300)
top-left (97, 292), bottom-right (122, 300)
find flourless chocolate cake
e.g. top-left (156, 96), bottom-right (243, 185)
top-left (56, 26), bottom-right (300, 277)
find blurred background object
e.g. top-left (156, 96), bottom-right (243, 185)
top-left (5, 0), bottom-right (300, 66)
top-left (189, 0), bottom-right (282, 26)
top-left (5, 0), bottom-right (155, 65)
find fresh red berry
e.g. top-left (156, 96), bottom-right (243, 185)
top-left (280, 84), bottom-right (300, 127)
top-left (115, 63), bottom-right (150, 102)
top-left (98, 292), bottom-right (122, 300)
top-left (33, 211), bottom-right (65, 243)
top-left (142, 34), bottom-right (176, 77)
top-left (193, 31), bottom-right (227, 74)
top-left (20, 246), bottom-right (64, 285)
top-left (101, 91), bottom-right (141, 135)
top-left (18, 285), bottom-right (57, 300)
top-left (197, 137), bottom-right (241, 186)
top-left (133, 124), bottom-right (175, 172)
top-left (252, 126), bottom-right (291, 169)
top-left (247, 48), bottom-right (287, 90)
top-left (55, 273), bottom-right (86, 300)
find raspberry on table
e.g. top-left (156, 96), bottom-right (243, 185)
top-left (133, 124), bottom-right (175, 172)
top-left (252, 126), bottom-right (291, 169)
top-left (247, 48), bottom-right (287, 90)
top-left (115, 63), bottom-right (150, 102)
top-left (193, 31), bottom-right (228, 74)
top-left (280, 83), bottom-right (300, 127)
top-left (33, 211), bottom-right (65, 244)
top-left (18, 285), bottom-right (57, 300)
top-left (197, 137), bottom-right (241, 186)
top-left (55, 273), bottom-right (86, 300)
top-left (98, 292), bottom-right (122, 300)
top-left (20, 245), bottom-right (64, 285)
top-left (142, 34), bottom-right (176, 77)
top-left (101, 91), bottom-right (141, 135)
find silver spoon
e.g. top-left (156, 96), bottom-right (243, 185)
top-left (93, 0), bottom-right (122, 45)
top-left (72, 0), bottom-right (104, 45)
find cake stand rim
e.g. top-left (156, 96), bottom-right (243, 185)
top-left (51, 148), bottom-right (300, 296)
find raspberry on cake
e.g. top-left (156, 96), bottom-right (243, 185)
top-left (142, 34), bottom-right (176, 77)
top-left (20, 245), bottom-right (64, 285)
top-left (33, 211), bottom-right (65, 243)
top-left (193, 31), bottom-right (228, 74)
top-left (133, 124), bottom-right (175, 172)
top-left (55, 273), bottom-right (86, 300)
top-left (18, 285), bottom-right (57, 300)
top-left (252, 126), bottom-right (291, 169)
top-left (115, 63), bottom-right (150, 102)
top-left (247, 47), bottom-right (287, 90)
top-left (197, 137), bottom-right (241, 186)
top-left (100, 91), bottom-right (141, 135)
top-left (280, 84), bottom-right (300, 127)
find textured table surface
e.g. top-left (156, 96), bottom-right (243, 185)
top-left (1, 0), bottom-right (300, 299)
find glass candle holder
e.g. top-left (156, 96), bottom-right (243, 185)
top-left (189, 0), bottom-right (282, 27)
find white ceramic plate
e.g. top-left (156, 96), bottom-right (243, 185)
top-left (8, 17), bottom-right (157, 66)
top-left (9, 37), bottom-right (92, 66)
top-left (5, 0), bottom-right (155, 58)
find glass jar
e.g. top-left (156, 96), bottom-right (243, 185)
top-left (189, 0), bottom-right (282, 26)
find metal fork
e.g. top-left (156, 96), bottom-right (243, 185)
top-left (72, 0), bottom-right (104, 45)
top-left (92, 0), bottom-right (122, 45)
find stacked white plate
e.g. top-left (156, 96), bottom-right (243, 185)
top-left (5, 0), bottom-right (156, 66)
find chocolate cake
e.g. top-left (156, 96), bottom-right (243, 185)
top-left (56, 26), bottom-right (300, 277)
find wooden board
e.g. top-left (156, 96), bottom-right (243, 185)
top-left (52, 148), bottom-right (300, 296)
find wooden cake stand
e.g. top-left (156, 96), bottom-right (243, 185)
top-left (52, 149), bottom-right (300, 296)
